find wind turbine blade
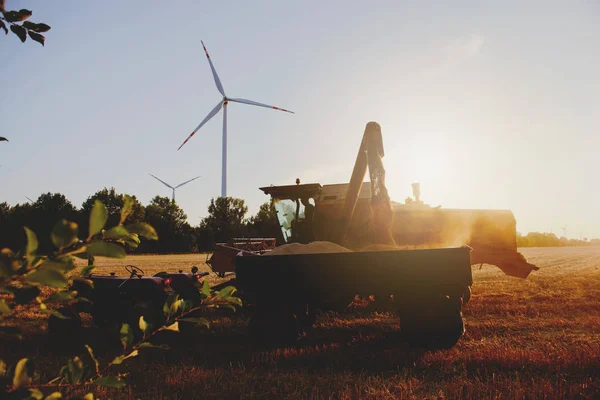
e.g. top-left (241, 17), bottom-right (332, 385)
top-left (177, 101), bottom-right (223, 150)
top-left (201, 40), bottom-right (226, 97)
top-left (0, 137), bottom-right (8, 142)
top-left (175, 175), bottom-right (202, 189)
top-left (149, 173), bottom-right (174, 189)
top-left (228, 98), bottom-right (294, 114)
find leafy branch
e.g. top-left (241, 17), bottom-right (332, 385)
top-left (0, 1), bottom-right (50, 46)
top-left (0, 198), bottom-right (241, 398)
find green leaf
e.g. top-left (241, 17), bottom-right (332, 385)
top-left (28, 388), bottom-right (44, 400)
top-left (51, 220), bottom-right (78, 249)
top-left (12, 358), bottom-right (33, 389)
top-left (137, 342), bottom-right (169, 350)
top-left (216, 303), bottom-right (237, 313)
top-left (84, 345), bottom-right (99, 374)
top-left (217, 286), bottom-right (237, 298)
top-left (28, 30), bottom-right (44, 46)
top-left (0, 20), bottom-right (6, 35)
top-left (0, 299), bottom-right (10, 315)
top-left (93, 376), bottom-right (126, 389)
top-left (125, 222), bottom-right (158, 240)
top-left (158, 321), bottom-right (179, 332)
top-left (4, 9), bottom-right (32, 22)
top-left (80, 265), bottom-right (95, 276)
top-left (138, 316), bottom-right (152, 335)
top-left (40, 259), bottom-right (76, 273)
top-left (39, 303), bottom-right (69, 319)
top-left (200, 280), bottom-right (211, 297)
top-left (163, 293), bottom-right (179, 316)
top-left (77, 395), bottom-right (94, 400)
top-left (123, 234), bottom-right (141, 248)
top-left (22, 21), bottom-right (51, 32)
top-left (87, 241), bottom-right (125, 258)
top-left (24, 227), bottom-right (38, 256)
top-left (223, 296), bottom-right (243, 307)
top-left (44, 393), bottom-right (63, 400)
top-left (180, 299), bottom-right (193, 313)
top-left (103, 225), bottom-right (130, 240)
top-left (119, 323), bottom-right (133, 349)
top-left (178, 317), bottom-right (209, 328)
top-left (27, 268), bottom-right (68, 288)
top-left (170, 299), bottom-right (183, 315)
top-left (89, 200), bottom-right (108, 238)
top-left (120, 195), bottom-right (134, 224)
top-left (73, 251), bottom-right (91, 260)
top-left (10, 24), bottom-right (26, 42)
top-left (47, 291), bottom-right (74, 302)
top-left (110, 349), bottom-right (138, 365)
top-left (61, 356), bottom-right (84, 385)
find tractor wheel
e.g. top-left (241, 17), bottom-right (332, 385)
top-left (462, 286), bottom-right (472, 305)
top-left (292, 303), bottom-right (317, 333)
top-left (399, 294), bottom-right (465, 350)
top-left (249, 303), bottom-right (300, 346)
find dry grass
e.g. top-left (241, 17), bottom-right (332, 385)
top-left (1, 247), bottom-right (600, 399)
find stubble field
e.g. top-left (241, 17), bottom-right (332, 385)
top-left (1, 246), bottom-right (599, 399)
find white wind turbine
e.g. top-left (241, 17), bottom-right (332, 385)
top-left (177, 41), bottom-right (294, 198)
top-left (149, 174), bottom-right (201, 202)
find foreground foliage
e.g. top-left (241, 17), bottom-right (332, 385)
top-left (3, 247), bottom-right (597, 399)
top-left (0, 199), bottom-right (240, 399)
top-left (0, 1), bottom-right (50, 46)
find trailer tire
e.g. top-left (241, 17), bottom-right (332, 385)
top-left (249, 303), bottom-right (299, 346)
top-left (462, 286), bottom-right (471, 305)
top-left (399, 294), bottom-right (465, 350)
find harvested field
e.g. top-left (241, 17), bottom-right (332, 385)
top-left (1, 246), bottom-right (599, 399)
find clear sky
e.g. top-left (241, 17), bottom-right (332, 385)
top-left (1, 1), bottom-right (599, 238)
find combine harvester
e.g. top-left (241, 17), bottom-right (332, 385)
top-left (213, 122), bottom-right (538, 349)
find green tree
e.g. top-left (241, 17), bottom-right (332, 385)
top-left (0, 1), bottom-right (51, 45)
top-left (79, 188), bottom-right (145, 235)
top-left (200, 197), bottom-right (249, 243)
top-left (30, 193), bottom-right (78, 253)
top-left (194, 226), bottom-right (214, 252)
top-left (247, 201), bottom-right (281, 243)
top-left (141, 196), bottom-right (194, 253)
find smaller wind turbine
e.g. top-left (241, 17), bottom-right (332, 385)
top-left (561, 225), bottom-right (567, 238)
top-left (149, 174), bottom-right (201, 202)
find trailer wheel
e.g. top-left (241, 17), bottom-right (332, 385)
top-left (293, 303), bottom-right (317, 331)
top-left (399, 294), bottom-right (465, 350)
top-left (249, 303), bottom-right (300, 346)
top-left (462, 286), bottom-right (471, 305)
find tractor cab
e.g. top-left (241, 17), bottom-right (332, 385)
top-left (260, 181), bottom-right (373, 246)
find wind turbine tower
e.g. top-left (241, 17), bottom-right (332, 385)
top-left (149, 174), bottom-right (201, 202)
top-left (561, 225), bottom-right (568, 238)
top-left (177, 41), bottom-right (294, 198)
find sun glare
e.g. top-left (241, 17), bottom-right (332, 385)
top-left (385, 136), bottom-right (458, 205)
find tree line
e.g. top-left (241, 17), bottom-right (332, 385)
top-left (0, 188), bottom-right (281, 254)
top-left (516, 232), bottom-right (599, 247)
